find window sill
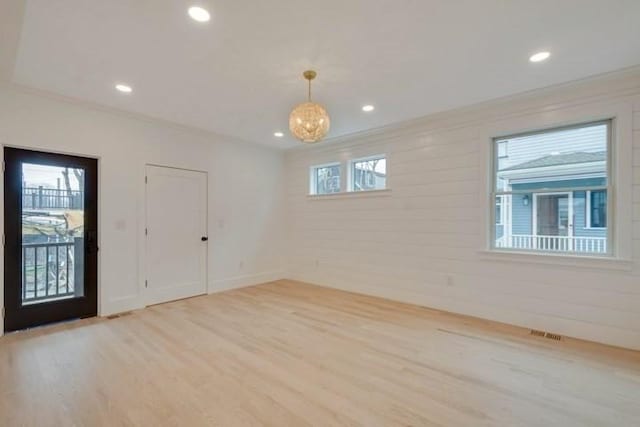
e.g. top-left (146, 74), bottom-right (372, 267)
top-left (477, 249), bottom-right (633, 271)
top-left (307, 189), bottom-right (391, 200)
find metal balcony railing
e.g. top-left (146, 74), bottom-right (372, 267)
top-left (22, 187), bottom-right (83, 210)
top-left (22, 241), bottom-right (77, 303)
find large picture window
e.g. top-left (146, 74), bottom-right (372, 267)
top-left (492, 121), bottom-right (611, 255)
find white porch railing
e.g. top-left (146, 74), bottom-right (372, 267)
top-left (496, 235), bottom-right (607, 254)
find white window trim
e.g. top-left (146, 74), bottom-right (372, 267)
top-left (307, 153), bottom-right (391, 198)
top-left (585, 189), bottom-right (608, 230)
top-left (348, 154), bottom-right (387, 192)
top-left (478, 100), bottom-right (633, 267)
top-left (307, 188), bottom-right (392, 200)
top-left (309, 162), bottom-right (341, 195)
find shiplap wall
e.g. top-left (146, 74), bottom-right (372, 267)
top-left (285, 69), bottom-right (640, 350)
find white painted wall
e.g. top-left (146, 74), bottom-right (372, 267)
top-left (0, 85), bottom-right (286, 334)
top-left (285, 69), bottom-right (640, 350)
top-left (2, 62), bottom-right (639, 352)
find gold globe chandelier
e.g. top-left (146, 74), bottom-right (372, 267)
top-left (289, 70), bottom-right (330, 143)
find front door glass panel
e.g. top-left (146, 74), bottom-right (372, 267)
top-left (21, 163), bottom-right (85, 305)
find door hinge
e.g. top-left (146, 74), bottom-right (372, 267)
top-left (145, 176), bottom-right (148, 184)
top-left (145, 280), bottom-right (148, 288)
top-left (2, 234), bottom-right (4, 247)
top-left (145, 228), bottom-right (148, 236)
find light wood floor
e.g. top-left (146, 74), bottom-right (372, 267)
top-left (1, 280), bottom-right (639, 426)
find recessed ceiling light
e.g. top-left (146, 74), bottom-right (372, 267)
top-left (529, 51), bottom-right (550, 63)
top-left (274, 132), bottom-right (284, 138)
top-left (362, 105), bottom-right (375, 112)
top-left (188, 6), bottom-right (210, 22)
top-left (115, 83), bottom-right (132, 93)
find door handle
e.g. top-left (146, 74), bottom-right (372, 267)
top-left (201, 236), bottom-right (208, 242)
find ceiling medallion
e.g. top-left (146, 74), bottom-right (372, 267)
top-left (289, 70), bottom-right (330, 143)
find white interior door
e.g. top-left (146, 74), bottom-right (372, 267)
top-left (145, 165), bottom-right (207, 305)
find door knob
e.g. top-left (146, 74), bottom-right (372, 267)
top-left (201, 236), bottom-right (208, 241)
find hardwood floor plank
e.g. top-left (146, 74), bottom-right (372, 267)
top-left (1, 280), bottom-right (639, 426)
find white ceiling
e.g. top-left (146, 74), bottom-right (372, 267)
top-left (10, 0), bottom-right (640, 148)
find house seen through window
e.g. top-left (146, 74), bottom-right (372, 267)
top-left (493, 121), bottom-right (610, 255)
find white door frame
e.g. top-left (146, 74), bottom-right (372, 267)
top-left (143, 164), bottom-right (208, 306)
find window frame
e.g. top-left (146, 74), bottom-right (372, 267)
top-left (585, 189), bottom-right (607, 229)
top-left (490, 119), bottom-right (613, 256)
top-left (348, 154), bottom-right (387, 192)
top-left (309, 162), bottom-right (342, 195)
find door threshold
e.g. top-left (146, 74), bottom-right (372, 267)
top-left (7, 316), bottom-right (82, 334)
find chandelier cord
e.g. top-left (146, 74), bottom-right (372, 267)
top-left (308, 78), bottom-right (311, 101)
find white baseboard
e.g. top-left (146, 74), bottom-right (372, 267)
top-left (209, 270), bottom-right (286, 294)
top-left (102, 271), bottom-right (287, 315)
top-left (0, 273), bottom-right (282, 335)
top-left (101, 295), bottom-right (143, 317)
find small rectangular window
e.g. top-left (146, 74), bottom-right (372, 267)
top-left (587, 190), bottom-right (607, 228)
top-left (492, 121), bottom-right (610, 255)
top-left (310, 164), bottom-right (341, 195)
top-left (350, 156), bottom-right (386, 192)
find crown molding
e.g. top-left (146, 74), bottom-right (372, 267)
top-left (4, 82), bottom-right (277, 151)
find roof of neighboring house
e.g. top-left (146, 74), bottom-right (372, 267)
top-left (501, 151), bottom-right (606, 171)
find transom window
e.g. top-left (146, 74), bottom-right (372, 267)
top-left (311, 164), bottom-right (341, 195)
top-left (492, 121), bottom-right (611, 255)
top-left (309, 155), bottom-right (388, 195)
top-left (350, 156), bottom-right (387, 192)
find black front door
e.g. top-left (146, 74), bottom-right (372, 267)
top-left (4, 148), bottom-right (98, 331)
